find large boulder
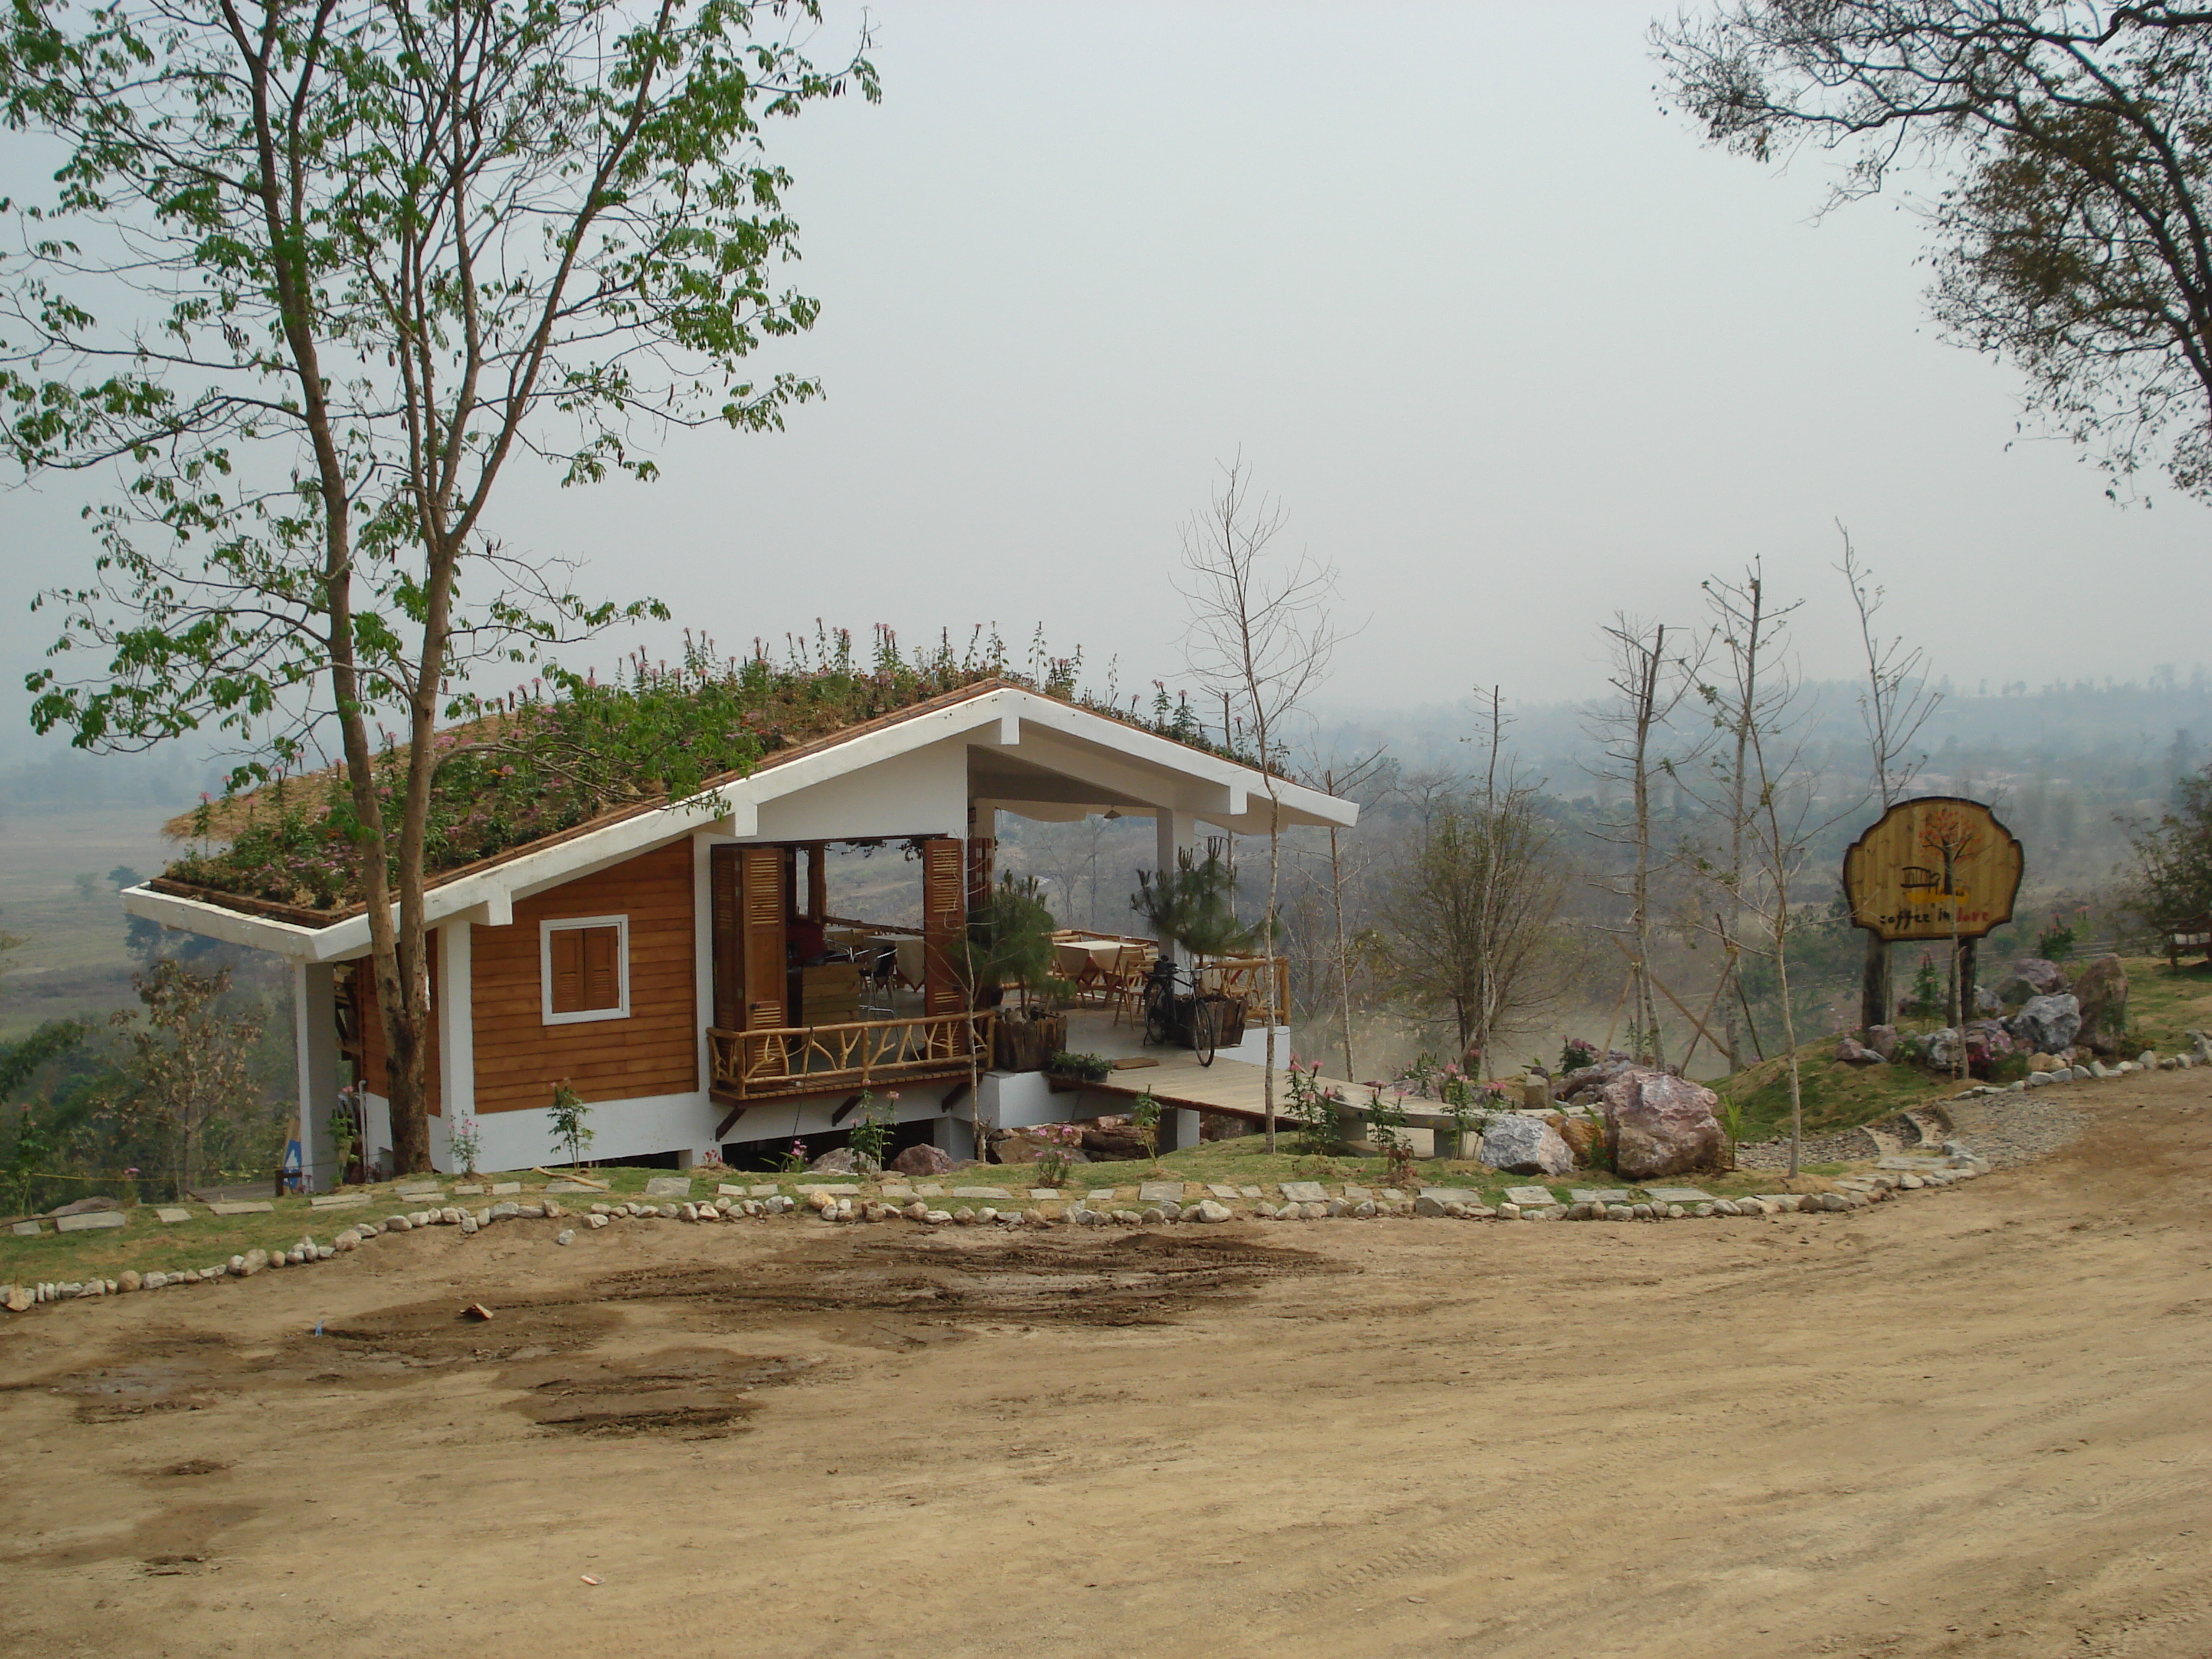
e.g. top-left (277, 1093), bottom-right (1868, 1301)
top-left (1552, 1115), bottom-right (1602, 1165)
top-left (1551, 1050), bottom-right (1637, 1102)
top-left (888, 1142), bottom-right (956, 1177)
top-left (1997, 958), bottom-right (2069, 1003)
top-left (2072, 955), bottom-right (2130, 1055)
top-left (1835, 1035), bottom-right (1885, 1066)
top-left (2008, 992), bottom-right (2082, 1055)
top-left (1478, 1114), bottom-right (1575, 1176)
top-left (1601, 1070), bottom-right (1728, 1180)
top-left (1865, 1024), bottom-right (1900, 1060)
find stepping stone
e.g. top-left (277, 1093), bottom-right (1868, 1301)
top-left (913, 1184), bottom-right (946, 1197)
top-left (310, 1193), bottom-right (371, 1209)
top-left (395, 1186), bottom-right (442, 1199)
top-left (453, 1184), bottom-right (487, 1195)
top-left (1570, 1189), bottom-right (1630, 1205)
top-left (1028, 1190), bottom-right (1063, 1202)
top-left (643, 1177), bottom-right (693, 1198)
top-left (953, 1187), bottom-right (1014, 1200)
top-left (1206, 1184), bottom-right (1242, 1200)
top-left (1380, 1189), bottom-right (1406, 1202)
top-left (154, 1208), bottom-right (194, 1224)
top-left (1279, 1181), bottom-right (1329, 1204)
top-left (490, 1182), bottom-right (523, 1195)
top-left (1502, 1185), bottom-right (1558, 1208)
top-left (11, 1220), bottom-right (41, 1236)
top-left (1138, 1182), bottom-right (1185, 1203)
top-left (56, 1211), bottom-right (127, 1232)
top-left (1877, 1157), bottom-right (1941, 1172)
top-left (1645, 1187), bottom-right (1714, 1205)
top-left (541, 1181), bottom-right (597, 1194)
top-left (716, 1184), bottom-right (749, 1197)
top-left (1240, 1186), bottom-right (1263, 1199)
top-left (881, 1184), bottom-right (914, 1199)
top-left (1341, 1185), bottom-right (1373, 1200)
top-left (800, 1183), bottom-right (861, 1195)
top-left (207, 1200), bottom-right (274, 1216)
top-left (748, 1184), bottom-right (781, 1197)
top-left (1419, 1188), bottom-right (1480, 1205)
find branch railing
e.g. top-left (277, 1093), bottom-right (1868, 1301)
top-left (706, 1010), bottom-right (994, 1100)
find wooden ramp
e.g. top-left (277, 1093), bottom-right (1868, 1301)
top-left (1074, 1056), bottom-right (1475, 1154)
top-left (1076, 1055), bottom-right (1343, 1124)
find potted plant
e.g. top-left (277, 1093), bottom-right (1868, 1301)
top-left (963, 874), bottom-right (1074, 1071)
top-left (1128, 848), bottom-right (1264, 1048)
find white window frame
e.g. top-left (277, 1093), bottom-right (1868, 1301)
top-left (540, 914), bottom-right (631, 1026)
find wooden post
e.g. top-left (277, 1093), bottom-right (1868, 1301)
top-left (806, 842), bottom-right (827, 922)
top-left (1958, 938), bottom-right (1977, 1025)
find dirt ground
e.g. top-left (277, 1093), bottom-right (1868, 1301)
top-left (3, 1072), bottom-right (2209, 1658)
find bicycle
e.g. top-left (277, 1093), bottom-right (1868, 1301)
top-left (1140, 953), bottom-right (1223, 1067)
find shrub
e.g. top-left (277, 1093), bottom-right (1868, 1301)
top-left (1046, 1051), bottom-right (1113, 1083)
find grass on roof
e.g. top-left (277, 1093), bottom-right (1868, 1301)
top-left (161, 626), bottom-right (1251, 913)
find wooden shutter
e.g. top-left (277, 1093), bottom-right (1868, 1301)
top-left (581, 926), bottom-right (620, 1011)
top-left (549, 925), bottom-right (621, 1015)
top-left (549, 926), bottom-right (585, 1014)
top-left (922, 837), bottom-right (966, 1015)
top-left (739, 846), bottom-right (788, 1030)
top-left (710, 845), bottom-right (742, 1030)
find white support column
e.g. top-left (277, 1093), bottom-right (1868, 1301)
top-left (1152, 806), bottom-right (1197, 956)
top-left (293, 961), bottom-right (338, 1192)
top-left (436, 920), bottom-right (474, 1173)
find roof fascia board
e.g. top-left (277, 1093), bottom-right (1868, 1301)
top-left (122, 885), bottom-right (338, 961)
top-left (999, 689), bottom-right (1357, 827)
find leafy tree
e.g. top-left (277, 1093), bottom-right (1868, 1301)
top-left (109, 961), bottom-right (261, 1193)
top-left (2124, 763), bottom-right (2212, 932)
top-left (3, 0), bottom-right (876, 1172)
top-left (1373, 778), bottom-right (1567, 1072)
top-left (1131, 848), bottom-right (1264, 962)
top-left (1655, 3), bottom-right (2212, 501)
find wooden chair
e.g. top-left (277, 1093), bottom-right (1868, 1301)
top-left (1105, 944), bottom-right (1154, 1027)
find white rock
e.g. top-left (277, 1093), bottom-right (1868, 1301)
top-left (555, 1229), bottom-right (575, 1246)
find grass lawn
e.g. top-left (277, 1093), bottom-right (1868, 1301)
top-left (1712, 953), bottom-right (2208, 1143)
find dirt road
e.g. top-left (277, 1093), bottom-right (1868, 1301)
top-left (4, 1069), bottom-right (2208, 1658)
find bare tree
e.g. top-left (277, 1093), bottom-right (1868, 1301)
top-left (1838, 527), bottom-right (1942, 1030)
top-left (1586, 618), bottom-right (1706, 1067)
top-left (1694, 562), bottom-right (1804, 1071)
top-left (1311, 747), bottom-right (1391, 1082)
top-left (1733, 652), bottom-right (1846, 1179)
top-left (1179, 455), bottom-right (1339, 1153)
top-left (1374, 758), bottom-right (1567, 1074)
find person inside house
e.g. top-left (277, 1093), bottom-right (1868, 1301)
top-left (787, 913), bottom-right (829, 964)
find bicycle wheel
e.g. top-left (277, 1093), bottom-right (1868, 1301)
top-left (1143, 984), bottom-right (1177, 1047)
top-left (1191, 995), bottom-right (1220, 1067)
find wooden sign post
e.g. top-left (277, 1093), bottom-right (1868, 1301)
top-left (1842, 796), bottom-right (2024, 1033)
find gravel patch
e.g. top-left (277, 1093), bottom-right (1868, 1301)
top-left (1735, 1129), bottom-right (1878, 1170)
top-left (1943, 1095), bottom-right (2090, 1169)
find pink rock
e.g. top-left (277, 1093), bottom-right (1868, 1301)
top-left (1601, 1070), bottom-right (1728, 1181)
top-left (888, 1142), bottom-right (956, 1177)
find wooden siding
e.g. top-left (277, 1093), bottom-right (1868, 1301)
top-left (352, 954), bottom-right (441, 1116)
top-left (472, 842), bottom-right (697, 1113)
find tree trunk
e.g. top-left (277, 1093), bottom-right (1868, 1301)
top-left (1860, 931), bottom-right (1890, 1033)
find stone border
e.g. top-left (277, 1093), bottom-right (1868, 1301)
top-left (1, 1155), bottom-right (2004, 1316)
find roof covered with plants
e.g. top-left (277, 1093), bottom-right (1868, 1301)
top-left (154, 626), bottom-right (1264, 917)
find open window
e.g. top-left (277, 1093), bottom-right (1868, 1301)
top-left (541, 914), bottom-right (629, 1025)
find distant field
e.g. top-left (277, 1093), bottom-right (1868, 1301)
top-left (0, 801), bottom-right (184, 1040)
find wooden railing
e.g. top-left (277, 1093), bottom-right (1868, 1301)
top-left (1198, 956), bottom-right (1290, 1023)
top-left (706, 1010), bottom-right (994, 1101)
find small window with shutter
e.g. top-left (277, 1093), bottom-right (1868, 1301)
top-left (541, 915), bottom-right (630, 1025)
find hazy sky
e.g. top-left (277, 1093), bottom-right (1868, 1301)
top-left (5, 0), bottom-right (2208, 766)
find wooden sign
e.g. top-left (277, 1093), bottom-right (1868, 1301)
top-left (1843, 796), bottom-right (2023, 943)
